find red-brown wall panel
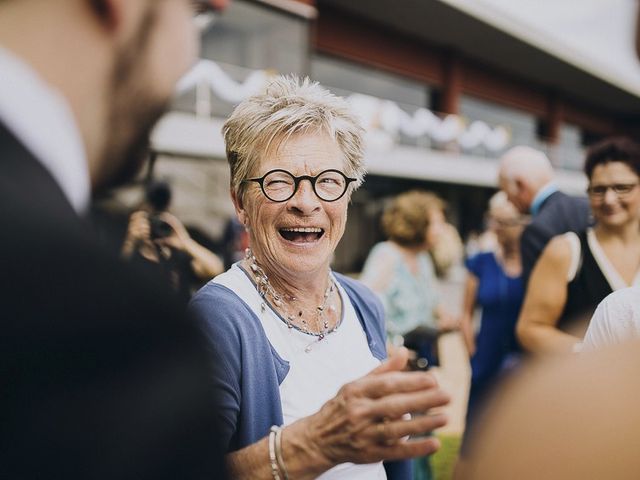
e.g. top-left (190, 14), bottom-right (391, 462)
top-left (563, 103), bottom-right (617, 135)
top-left (313, 5), bottom-right (623, 138)
top-left (314, 7), bottom-right (444, 87)
top-left (460, 63), bottom-right (548, 117)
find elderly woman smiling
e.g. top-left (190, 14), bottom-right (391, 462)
top-left (189, 76), bottom-right (449, 479)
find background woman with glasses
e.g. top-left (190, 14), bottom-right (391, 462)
top-left (189, 75), bottom-right (449, 479)
top-left (516, 137), bottom-right (640, 354)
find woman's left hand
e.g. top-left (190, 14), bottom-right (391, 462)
top-left (275, 348), bottom-right (450, 478)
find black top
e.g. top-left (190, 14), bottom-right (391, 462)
top-left (0, 123), bottom-right (226, 479)
top-left (521, 190), bottom-right (591, 285)
top-left (560, 230), bottom-right (612, 330)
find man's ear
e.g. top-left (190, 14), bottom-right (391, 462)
top-left (231, 188), bottom-right (248, 226)
top-left (514, 177), bottom-right (526, 194)
top-left (87, 0), bottom-right (124, 31)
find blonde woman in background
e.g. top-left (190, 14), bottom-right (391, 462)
top-left (360, 190), bottom-right (457, 480)
top-left (361, 190), bottom-right (457, 354)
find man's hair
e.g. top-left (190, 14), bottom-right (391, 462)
top-left (498, 146), bottom-right (554, 194)
top-left (382, 190), bottom-right (446, 247)
top-left (584, 136), bottom-right (640, 179)
top-left (222, 75), bottom-right (366, 199)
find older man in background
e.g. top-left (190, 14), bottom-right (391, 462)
top-left (0, 0), bottom-right (227, 478)
top-left (498, 146), bottom-right (590, 284)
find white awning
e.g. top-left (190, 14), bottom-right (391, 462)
top-left (151, 112), bottom-right (587, 195)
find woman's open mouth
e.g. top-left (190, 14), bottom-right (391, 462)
top-left (279, 227), bottom-right (325, 243)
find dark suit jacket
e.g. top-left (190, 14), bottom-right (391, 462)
top-left (0, 123), bottom-right (226, 479)
top-left (521, 190), bottom-right (591, 285)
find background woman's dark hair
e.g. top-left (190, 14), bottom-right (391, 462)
top-left (584, 136), bottom-right (640, 179)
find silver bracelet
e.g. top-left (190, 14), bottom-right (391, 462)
top-left (269, 426), bottom-right (282, 480)
top-left (274, 425), bottom-right (290, 480)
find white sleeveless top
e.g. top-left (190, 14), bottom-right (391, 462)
top-left (214, 265), bottom-right (386, 480)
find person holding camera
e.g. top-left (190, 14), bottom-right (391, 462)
top-left (122, 180), bottom-right (223, 304)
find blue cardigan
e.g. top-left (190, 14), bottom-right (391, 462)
top-left (189, 272), bottom-right (411, 479)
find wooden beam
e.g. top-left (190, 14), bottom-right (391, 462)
top-left (441, 53), bottom-right (462, 114)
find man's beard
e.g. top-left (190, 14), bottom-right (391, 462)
top-left (94, 5), bottom-right (170, 193)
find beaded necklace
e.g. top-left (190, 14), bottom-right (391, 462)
top-left (244, 248), bottom-right (339, 350)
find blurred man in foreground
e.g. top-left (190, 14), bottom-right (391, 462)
top-left (459, 342), bottom-right (640, 479)
top-left (0, 0), bottom-right (226, 478)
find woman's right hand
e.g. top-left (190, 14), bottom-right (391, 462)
top-left (280, 348), bottom-right (450, 478)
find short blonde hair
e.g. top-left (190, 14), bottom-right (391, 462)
top-left (222, 75), bottom-right (366, 198)
top-left (382, 190), bottom-right (446, 247)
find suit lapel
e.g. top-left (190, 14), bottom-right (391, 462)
top-left (0, 122), bottom-right (86, 230)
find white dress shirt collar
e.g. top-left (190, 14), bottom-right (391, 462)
top-left (0, 46), bottom-right (90, 214)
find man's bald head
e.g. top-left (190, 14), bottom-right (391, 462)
top-left (498, 146), bottom-right (555, 214)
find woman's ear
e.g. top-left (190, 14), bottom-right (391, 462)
top-left (231, 188), bottom-right (248, 227)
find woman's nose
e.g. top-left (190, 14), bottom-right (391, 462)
top-left (603, 187), bottom-right (618, 204)
top-left (288, 179), bottom-right (321, 212)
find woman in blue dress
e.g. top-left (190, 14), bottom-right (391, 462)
top-left (459, 192), bottom-right (525, 438)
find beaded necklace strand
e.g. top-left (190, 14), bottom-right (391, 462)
top-left (244, 248), bottom-right (339, 351)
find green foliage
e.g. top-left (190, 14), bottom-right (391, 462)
top-left (432, 434), bottom-right (462, 480)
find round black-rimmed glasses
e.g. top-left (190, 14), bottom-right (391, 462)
top-left (243, 169), bottom-right (357, 202)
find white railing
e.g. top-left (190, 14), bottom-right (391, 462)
top-left (176, 59), bottom-right (586, 170)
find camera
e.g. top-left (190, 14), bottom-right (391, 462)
top-left (403, 325), bottom-right (440, 371)
top-left (149, 215), bottom-right (173, 239)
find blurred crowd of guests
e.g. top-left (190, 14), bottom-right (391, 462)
top-left (114, 133), bottom-right (640, 480)
top-left (353, 135), bottom-right (640, 479)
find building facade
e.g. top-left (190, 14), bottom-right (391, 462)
top-left (138, 0), bottom-right (640, 272)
